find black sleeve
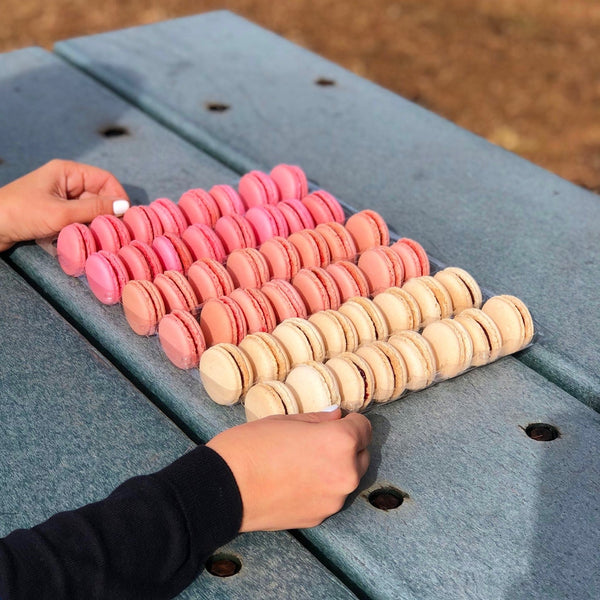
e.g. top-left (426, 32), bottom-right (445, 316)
top-left (0, 444), bottom-right (243, 600)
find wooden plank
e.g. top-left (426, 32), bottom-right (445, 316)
top-left (55, 11), bottom-right (600, 408)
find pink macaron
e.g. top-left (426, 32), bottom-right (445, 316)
top-left (209, 184), bottom-right (245, 216)
top-left (122, 205), bottom-right (164, 245)
top-left (118, 240), bottom-right (163, 281)
top-left (199, 295), bottom-right (248, 346)
top-left (85, 250), bottom-right (130, 305)
top-left (152, 233), bottom-right (194, 274)
top-left (182, 223), bottom-right (227, 263)
top-left (89, 214), bottom-right (131, 254)
top-left (238, 170), bottom-right (280, 208)
top-left (56, 223), bottom-right (97, 277)
top-left (150, 198), bottom-right (188, 235)
top-left (154, 270), bottom-right (198, 313)
top-left (121, 279), bottom-right (166, 336)
top-left (226, 247), bottom-right (271, 289)
top-left (288, 228), bottom-right (331, 269)
top-left (292, 266), bottom-right (342, 314)
top-left (345, 210), bottom-right (390, 252)
top-left (178, 188), bottom-right (220, 227)
top-left (277, 199), bottom-right (316, 233)
top-left (259, 236), bottom-right (302, 280)
top-left (391, 238), bottom-right (430, 277)
top-left (357, 245), bottom-right (405, 295)
top-left (270, 164), bottom-right (309, 200)
top-left (158, 309), bottom-right (206, 369)
top-left (315, 222), bottom-right (358, 262)
top-left (187, 257), bottom-right (235, 304)
top-left (302, 190), bottom-right (345, 225)
top-left (214, 214), bottom-right (257, 254)
top-left (245, 204), bottom-right (290, 244)
top-left (326, 261), bottom-right (371, 303)
top-left (230, 287), bottom-right (277, 334)
top-left (261, 279), bottom-right (308, 323)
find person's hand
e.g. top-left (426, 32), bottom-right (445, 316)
top-left (207, 408), bottom-right (372, 532)
top-left (0, 159), bottom-right (129, 252)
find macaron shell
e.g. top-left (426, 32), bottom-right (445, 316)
top-left (153, 198), bottom-right (188, 235)
top-left (215, 214), bottom-right (257, 254)
top-left (226, 248), bottom-right (270, 289)
top-left (434, 267), bottom-right (483, 315)
top-left (57, 223), bottom-right (97, 277)
top-left (230, 287), bottom-right (277, 334)
top-left (402, 276), bottom-right (453, 327)
top-left (259, 236), bottom-right (302, 280)
top-left (121, 279), bottom-right (166, 336)
top-left (315, 223), bottom-right (357, 262)
top-left (154, 270), bottom-right (198, 313)
top-left (150, 198), bottom-right (180, 235)
top-left (152, 234), bottom-right (188, 274)
top-left (356, 342), bottom-right (400, 403)
top-left (373, 287), bottom-right (421, 333)
top-left (182, 223), bottom-right (227, 263)
top-left (261, 279), bottom-right (308, 322)
top-left (118, 243), bottom-right (152, 281)
top-left (292, 267), bottom-right (341, 314)
top-left (123, 205), bottom-right (163, 245)
top-left (200, 296), bottom-right (247, 346)
top-left (238, 170), bottom-right (280, 208)
top-left (239, 332), bottom-right (290, 382)
top-left (288, 229), bottom-right (331, 269)
top-left (396, 238), bottom-right (430, 276)
top-left (244, 380), bottom-right (299, 422)
top-left (270, 164), bottom-right (309, 200)
top-left (482, 295), bottom-right (533, 356)
top-left (302, 190), bottom-right (345, 224)
top-left (199, 343), bottom-right (253, 405)
top-left (422, 318), bottom-right (474, 379)
top-left (388, 331), bottom-right (437, 390)
top-left (389, 240), bottom-right (422, 280)
top-left (187, 257), bottom-right (235, 303)
top-left (129, 240), bottom-right (163, 280)
top-left (345, 210), bottom-right (390, 252)
top-left (178, 188), bottom-right (220, 227)
top-left (455, 308), bottom-right (503, 366)
top-left (158, 309), bottom-right (206, 369)
top-left (89, 214), bottom-right (131, 253)
top-left (210, 184), bottom-right (245, 216)
top-left (277, 199), bottom-right (316, 233)
top-left (357, 245), bottom-right (405, 294)
top-left (285, 361), bottom-right (341, 412)
top-left (325, 261), bottom-right (370, 303)
top-left (272, 318), bottom-right (326, 367)
top-left (308, 309), bottom-right (359, 357)
top-left (85, 250), bottom-right (129, 304)
top-left (245, 205), bottom-right (289, 244)
top-left (326, 352), bottom-right (375, 412)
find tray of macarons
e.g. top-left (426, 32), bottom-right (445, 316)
top-left (53, 164), bottom-right (535, 422)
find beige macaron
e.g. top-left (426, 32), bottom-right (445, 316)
top-left (387, 330), bottom-right (437, 391)
top-left (308, 309), bottom-right (359, 358)
top-left (356, 340), bottom-right (407, 403)
top-left (244, 380), bottom-right (300, 422)
top-left (373, 286), bottom-right (422, 334)
top-left (434, 267), bottom-right (482, 315)
top-left (482, 294), bottom-right (534, 356)
top-left (338, 297), bottom-right (389, 346)
top-left (239, 332), bottom-right (291, 382)
top-left (326, 352), bottom-right (375, 412)
top-left (285, 361), bottom-right (341, 412)
top-left (402, 276), bottom-right (453, 328)
top-left (422, 318), bottom-right (473, 379)
top-left (272, 317), bottom-right (326, 367)
top-left (199, 343), bottom-right (253, 405)
top-left (454, 308), bottom-right (503, 366)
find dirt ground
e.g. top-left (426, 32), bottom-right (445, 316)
top-left (3, 0), bottom-right (600, 192)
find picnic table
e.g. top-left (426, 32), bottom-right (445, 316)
top-left (1, 10), bottom-right (599, 599)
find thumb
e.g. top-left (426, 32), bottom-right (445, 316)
top-left (270, 406), bottom-right (342, 424)
top-left (60, 194), bottom-right (130, 226)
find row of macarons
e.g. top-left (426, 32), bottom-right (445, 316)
top-left (56, 165), bottom-right (346, 279)
top-left (197, 293), bottom-right (535, 420)
top-left (152, 266), bottom-right (491, 371)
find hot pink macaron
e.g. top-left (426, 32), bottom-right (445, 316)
top-left (178, 188), bottom-right (220, 227)
top-left (391, 238), bottom-right (430, 277)
top-left (226, 247), bottom-right (271, 289)
top-left (292, 266), bottom-right (342, 314)
top-left (259, 236), bottom-right (302, 280)
top-left (261, 279), bottom-right (308, 323)
top-left (245, 204), bottom-right (289, 244)
top-left (152, 233), bottom-right (194, 274)
top-left (230, 287), bottom-right (277, 334)
top-left (238, 170), bottom-right (280, 208)
top-left (288, 228), bottom-right (331, 269)
top-left (315, 222), bottom-right (358, 262)
top-left (89, 214), bottom-right (131, 254)
top-left (214, 214), bottom-right (257, 254)
top-left (357, 245), bottom-right (405, 295)
top-left (182, 223), bottom-right (227, 263)
top-left (154, 270), bottom-right (198, 313)
top-left (85, 250), bottom-right (130, 305)
top-left (302, 190), bottom-right (345, 225)
top-left (209, 184), bottom-right (245, 216)
top-left (326, 261), bottom-right (370, 303)
top-left (57, 223), bottom-right (97, 276)
top-left (122, 205), bottom-right (164, 245)
top-left (187, 257), bottom-right (235, 304)
top-left (277, 199), bottom-right (316, 233)
top-left (199, 295), bottom-right (248, 346)
top-left (118, 240), bottom-right (163, 281)
top-left (158, 309), bottom-right (206, 369)
top-left (270, 164), bottom-right (309, 200)
top-left (150, 198), bottom-right (188, 235)
top-left (345, 209), bottom-right (390, 252)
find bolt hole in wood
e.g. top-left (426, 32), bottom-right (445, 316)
top-left (315, 77), bottom-right (336, 86)
top-left (100, 125), bottom-right (129, 138)
top-left (206, 102), bottom-right (230, 112)
top-left (524, 423), bottom-right (560, 441)
top-left (368, 487), bottom-right (406, 511)
top-left (205, 553), bottom-right (242, 577)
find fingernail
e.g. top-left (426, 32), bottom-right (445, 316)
top-left (321, 404), bottom-right (340, 412)
top-left (112, 199), bottom-right (130, 216)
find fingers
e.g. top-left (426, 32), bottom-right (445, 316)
top-left (267, 407), bottom-right (341, 424)
top-left (56, 160), bottom-right (129, 201)
top-left (339, 412), bottom-right (372, 452)
top-left (356, 448), bottom-right (370, 480)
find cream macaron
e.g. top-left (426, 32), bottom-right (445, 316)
top-left (285, 361), bottom-right (341, 412)
top-left (482, 294), bottom-right (534, 356)
top-left (373, 286), bottom-right (422, 334)
top-left (454, 308), bottom-right (503, 366)
top-left (402, 275), bottom-right (453, 328)
top-left (387, 330), bottom-right (437, 391)
top-left (272, 317), bottom-right (326, 367)
top-left (433, 267), bottom-right (482, 315)
top-left (308, 309), bottom-right (359, 358)
top-left (326, 352), bottom-right (375, 412)
top-left (238, 332), bottom-right (291, 382)
top-left (244, 380), bottom-right (300, 421)
top-left (338, 297), bottom-right (389, 346)
top-left (422, 318), bottom-right (473, 379)
top-left (356, 340), bottom-right (407, 403)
